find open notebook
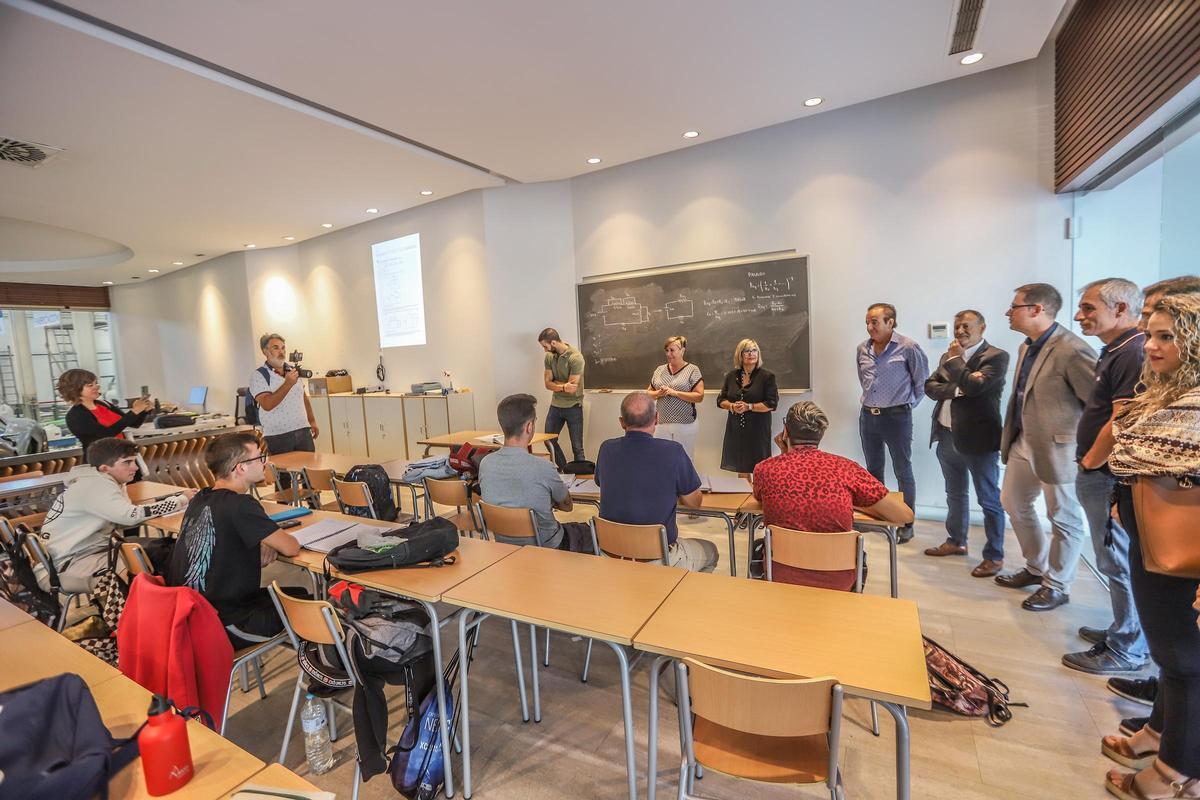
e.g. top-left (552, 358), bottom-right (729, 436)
top-left (288, 518), bottom-right (399, 554)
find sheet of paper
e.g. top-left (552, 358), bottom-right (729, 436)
top-left (706, 474), bottom-right (753, 493)
top-left (570, 478), bottom-right (601, 495)
top-left (473, 433), bottom-right (503, 445)
top-left (290, 518), bottom-right (357, 548)
top-left (304, 528), bottom-right (361, 554)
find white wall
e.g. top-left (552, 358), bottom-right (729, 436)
top-left (112, 251), bottom-right (254, 416)
top-left (568, 58), bottom-right (1073, 514)
top-left (1072, 159), bottom-right (1163, 303)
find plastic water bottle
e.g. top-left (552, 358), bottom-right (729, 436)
top-left (300, 693), bottom-right (334, 774)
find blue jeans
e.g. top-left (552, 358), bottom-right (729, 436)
top-left (1078, 468), bottom-right (1149, 662)
top-left (859, 406), bottom-right (915, 525)
top-left (933, 426), bottom-right (1006, 561)
top-left (545, 404), bottom-right (585, 469)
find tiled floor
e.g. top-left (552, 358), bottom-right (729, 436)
top-left (220, 503), bottom-right (1145, 799)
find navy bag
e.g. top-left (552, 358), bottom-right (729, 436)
top-left (242, 366), bottom-right (271, 426)
top-left (0, 673), bottom-right (142, 800)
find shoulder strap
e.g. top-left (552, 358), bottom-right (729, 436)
top-left (256, 366), bottom-right (272, 384)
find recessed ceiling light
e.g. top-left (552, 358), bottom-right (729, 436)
top-left (803, 97), bottom-right (823, 107)
top-left (282, 236), bottom-right (295, 241)
top-left (366, 208), bottom-right (378, 214)
top-left (102, 281), bottom-right (113, 285)
top-left (148, 269), bottom-right (160, 273)
top-left (244, 243), bottom-right (256, 248)
top-left (586, 157), bottom-right (602, 164)
top-left (960, 52), bottom-right (984, 65)
top-left (321, 223), bottom-right (333, 228)
top-left (171, 261), bottom-right (183, 266)
top-left (419, 190), bottom-right (434, 196)
top-left (682, 130), bottom-right (700, 139)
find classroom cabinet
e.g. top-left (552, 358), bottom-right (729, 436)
top-left (363, 395), bottom-right (407, 461)
top-left (403, 394), bottom-right (475, 458)
top-left (328, 395), bottom-right (369, 457)
top-left (309, 395), bottom-right (333, 454)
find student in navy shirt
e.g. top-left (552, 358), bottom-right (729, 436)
top-left (594, 392), bottom-right (718, 572)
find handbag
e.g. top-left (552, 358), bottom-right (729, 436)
top-left (1131, 475), bottom-right (1200, 578)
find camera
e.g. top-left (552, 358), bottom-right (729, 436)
top-left (286, 350), bottom-right (314, 379)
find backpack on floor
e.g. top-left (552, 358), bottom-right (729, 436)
top-left (343, 464), bottom-right (399, 521)
top-left (0, 526), bottom-right (60, 626)
top-left (923, 635), bottom-right (1024, 726)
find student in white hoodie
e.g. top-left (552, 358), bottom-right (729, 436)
top-left (34, 437), bottom-right (193, 593)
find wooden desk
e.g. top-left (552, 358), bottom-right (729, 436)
top-left (444, 546), bottom-right (687, 799)
top-left (325, 535), bottom-right (518, 603)
top-left (634, 571), bottom-right (929, 800)
top-left (0, 596), bottom-right (34, 631)
top-left (0, 618), bottom-right (122, 691)
top-left (268, 451), bottom-right (367, 475)
top-left (93, 675), bottom-right (266, 799)
top-left (738, 491), bottom-right (905, 597)
top-left (223, 763), bottom-right (327, 798)
top-left (417, 429), bottom-right (558, 457)
top-left (128, 480), bottom-right (188, 503)
top-left (569, 479), bottom-right (747, 577)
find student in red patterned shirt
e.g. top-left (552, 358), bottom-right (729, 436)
top-left (753, 401), bottom-right (913, 533)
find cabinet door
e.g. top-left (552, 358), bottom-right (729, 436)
top-left (330, 396), bottom-right (368, 458)
top-left (403, 397), bottom-right (426, 458)
top-left (309, 395), bottom-right (333, 454)
top-left (446, 392), bottom-right (475, 433)
top-left (423, 397), bottom-right (450, 439)
top-left (364, 396), bottom-right (407, 461)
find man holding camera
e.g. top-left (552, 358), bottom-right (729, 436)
top-left (250, 333), bottom-right (319, 458)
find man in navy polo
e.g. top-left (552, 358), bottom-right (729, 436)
top-left (857, 303), bottom-right (929, 544)
top-left (594, 392), bottom-right (717, 572)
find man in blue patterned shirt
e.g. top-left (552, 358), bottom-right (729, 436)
top-left (856, 303), bottom-right (929, 543)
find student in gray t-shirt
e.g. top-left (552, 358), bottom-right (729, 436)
top-left (478, 394), bottom-right (592, 553)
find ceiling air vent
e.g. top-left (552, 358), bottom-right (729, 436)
top-left (949, 0), bottom-right (985, 55)
top-left (0, 137), bottom-right (65, 168)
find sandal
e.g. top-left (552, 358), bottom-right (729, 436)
top-left (1107, 762), bottom-right (1200, 800)
top-left (1103, 733), bottom-right (1159, 770)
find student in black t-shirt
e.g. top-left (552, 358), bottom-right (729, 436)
top-left (166, 431), bottom-right (303, 649)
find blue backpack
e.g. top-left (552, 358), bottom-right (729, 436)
top-left (0, 673), bottom-right (141, 800)
top-left (242, 366), bottom-right (272, 426)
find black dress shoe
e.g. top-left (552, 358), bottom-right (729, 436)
top-left (1022, 586), bottom-right (1069, 611)
top-left (1120, 716), bottom-right (1151, 736)
top-left (1079, 625), bottom-right (1108, 645)
top-left (895, 526), bottom-right (914, 544)
top-left (994, 568), bottom-right (1043, 589)
top-left (1108, 676), bottom-right (1158, 707)
top-left (1062, 642), bottom-right (1147, 674)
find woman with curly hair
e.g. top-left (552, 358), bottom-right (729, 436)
top-left (1103, 292), bottom-right (1200, 799)
top-left (58, 368), bottom-right (152, 460)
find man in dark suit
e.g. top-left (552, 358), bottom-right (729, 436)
top-left (923, 309), bottom-right (1010, 577)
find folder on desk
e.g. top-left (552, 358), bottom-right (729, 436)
top-left (289, 518), bottom-right (356, 550)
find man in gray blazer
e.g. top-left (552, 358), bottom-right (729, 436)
top-left (995, 283), bottom-right (1098, 611)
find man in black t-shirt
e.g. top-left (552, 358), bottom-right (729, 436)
top-left (167, 431), bottom-right (302, 649)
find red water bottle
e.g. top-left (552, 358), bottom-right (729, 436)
top-left (138, 695), bottom-right (194, 795)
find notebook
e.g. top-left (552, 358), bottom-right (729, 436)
top-left (288, 518), bottom-right (356, 549)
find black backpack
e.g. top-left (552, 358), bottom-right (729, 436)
top-left (0, 673), bottom-right (143, 800)
top-left (344, 464), bottom-right (399, 522)
top-left (0, 526), bottom-right (61, 627)
top-left (325, 517), bottom-right (459, 575)
top-left (242, 366), bottom-right (271, 426)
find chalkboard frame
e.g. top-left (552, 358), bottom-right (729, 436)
top-left (575, 252), bottom-right (812, 392)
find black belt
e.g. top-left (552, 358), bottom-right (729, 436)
top-left (862, 404), bottom-right (910, 416)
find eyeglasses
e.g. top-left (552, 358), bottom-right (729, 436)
top-left (1008, 304), bottom-right (1038, 311)
top-left (236, 453), bottom-right (268, 467)
top-left (742, 349), bottom-right (759, 355)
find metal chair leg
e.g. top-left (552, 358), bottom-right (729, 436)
top-left (581, 639), bottom-right (594, 683)
top-left (238, 661), bottom-right (250, 693)
top-left (352, 759), bottom-right (361, 800)
top-left (279, 674), bottom-right (305, 764)
top-left (252, 656), bottom-right (267, 700)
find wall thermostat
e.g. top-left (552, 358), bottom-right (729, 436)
top-left (928, 322), bottom-right (950, 339)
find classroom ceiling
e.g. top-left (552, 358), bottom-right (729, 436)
top-left (0, 0), bottom-right (1067, 286)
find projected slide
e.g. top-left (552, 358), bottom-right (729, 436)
top-left (371, 233), bottom-right (426, 348)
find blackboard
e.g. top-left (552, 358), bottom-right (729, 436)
top-left (576, 255), bottom-right (810, 390)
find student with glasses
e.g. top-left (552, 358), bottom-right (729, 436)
top-left (166, 431), bottom-right (306, 649)
top-left (58, 368), bottom-right (153, 460)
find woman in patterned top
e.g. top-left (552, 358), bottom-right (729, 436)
top-left (1103, 292), bottom-right (1200, 800)
top-left (647, 335), bottom-right (704, 461)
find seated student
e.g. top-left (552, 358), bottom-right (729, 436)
top-left (34, 437), bottom-right (192, 593)
top-left (479, 393), bottom-right (591, 552)
top-left (752, 401), bottom-right (913, 586)
top-left (595, 392), bottom-right (718, 572)
top-left (166, 431), bottom-right (303, 649)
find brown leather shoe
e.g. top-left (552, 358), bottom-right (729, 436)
top-left (972, 559), bottom-right (1003, 578)
top-left (924, 541), bottom-right (967, 557)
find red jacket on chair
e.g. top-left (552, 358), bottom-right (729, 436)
top-left (117, 573), bottom-right (233, 722)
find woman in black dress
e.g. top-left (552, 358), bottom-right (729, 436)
top-left (716, 339), bottom-right (779, 475)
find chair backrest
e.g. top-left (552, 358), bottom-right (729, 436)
top-left (0, 518), bottom-right (17, 547)
top-left (332, 478), bottom-right (376, 518)
top-left (682, 657), bottom-right (838, 738)
top-left (764, 527), bottom-right (863, 590)
top-left (268, 580), bottom-right (344, 646)
top-left (590, 517), bottom-right (669, 564)
top-left (120, 541), bottom-right (153, 576)
top-left (303, 467), bottom-right (336, 493)
top-left (11, 512), bottom-right (48, 534)
top-left (424, 476), bottom-right (470, 507)
top-left (22, 533), bottom-right (54, 573)
top-left (477, 501), bottom-right (541, 546)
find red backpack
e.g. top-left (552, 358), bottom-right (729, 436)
top-left (448, 443), bottom-right (487, 477)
